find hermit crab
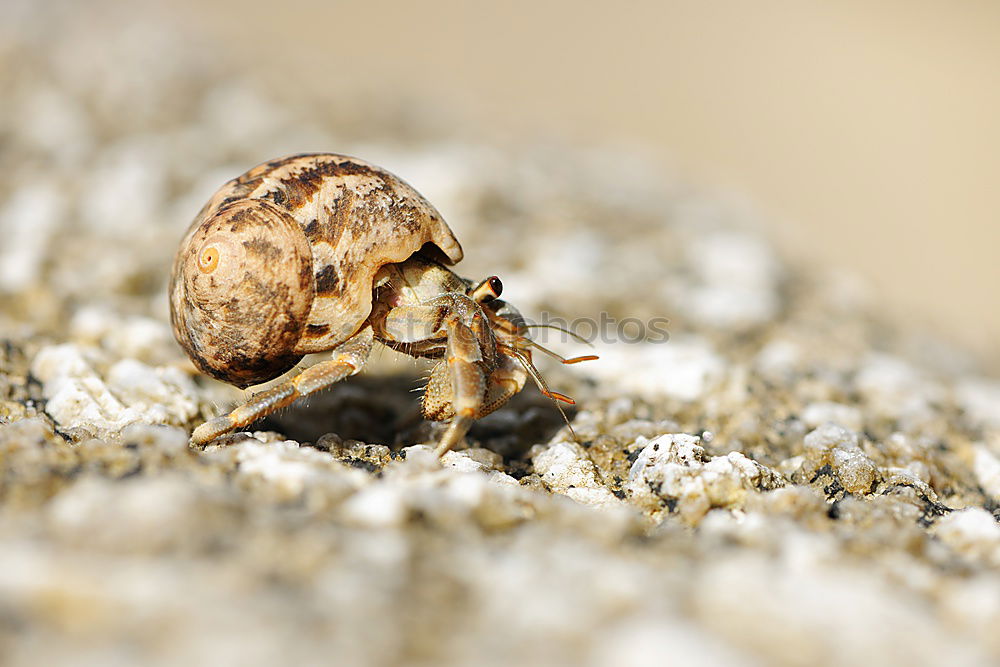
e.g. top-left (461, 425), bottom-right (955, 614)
top-left (170, 153), bottom-right (594, 455)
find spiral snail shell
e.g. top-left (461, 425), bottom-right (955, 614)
top-left (170, 153), bottom-right (462, 387)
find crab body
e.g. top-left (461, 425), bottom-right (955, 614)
top-left (170, 153), bottom-right (546, 454)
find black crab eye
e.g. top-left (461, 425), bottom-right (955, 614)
top-left (488, 276), bottom-right (503, 298)
top-left (471, 275), bottom-right (503, 303)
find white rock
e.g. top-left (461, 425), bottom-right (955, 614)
top-left (939, 575), bottom-right (1000, 644)
top-left (32, 344), bottom-right (138, 435)
top-left (801, 423), bottom-right (879, 494)
top-left (233, 440), bottom-right (363, 502)
top-left (488, 470), bottom-right (520, 487)
top-left (235, 441), bottom-right (321, 496)
top-left (628, 434), bottom-right (705, 482)
top-left (882, 467), bottom-right (937, 500)
top-left (440, 471), bottom-right (491, 507)
top-left (117, 423), bottom-right (189, 454)
top-left (693, 552), bottom-right (988, 666)
top-left (803, 423), bottom-right (860, 454)
top-left (627, 434), bottom-right (783, 522)
top-left (397, 445), bottom-right (441, 472)
top-left (107, 359), bottom-right (199, 423)
top-left (441, 452), bottom-right (489, 474)
top-left (31, 344), bottom-right (200, 437)
top-left (532, 441), bottom-right (621, 508)
top-left (679, 283), bottom-right (780, 331)
top-left (442, 447), bottom-right (503, 472)
top-left (689, 231), bottom-right (779, 287)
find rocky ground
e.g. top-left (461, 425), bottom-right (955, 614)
top-left (2, 3), bottom-right (1000, 666)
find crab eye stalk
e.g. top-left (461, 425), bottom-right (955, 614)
top-left (471, 275), bottom-right (503, 303)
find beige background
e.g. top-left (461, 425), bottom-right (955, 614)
top-left (182, 0), bottom-right (999, 360)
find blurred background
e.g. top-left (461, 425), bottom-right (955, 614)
top-left (2, 0), bottom-right (997, 361)
top-left (178, 0), bottom-right (1000, 361)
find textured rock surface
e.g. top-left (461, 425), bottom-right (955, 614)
top-left (2, 3), bottom-right (1000, 666)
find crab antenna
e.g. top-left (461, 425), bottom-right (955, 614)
top-left (509, 348), bottom-right (575, 404)
top-left (520, 338), bottom-right (600, 366)
top-left (550, 399), bottom-right (576, 442)
top-left (520, 323), bottom-right (594, 346)
top-left (562, 355), bottom-right (600, 364)
top-left (506, 347), bottom-right (579, 441)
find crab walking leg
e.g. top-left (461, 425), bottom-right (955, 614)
top-left (191, 328), bottom-right (374, 445)
top-left (433, 316), bottom-right (488, 457)
top-left (479, 353), bottom-right (528, 418)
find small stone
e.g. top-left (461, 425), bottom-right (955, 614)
top-left (315, 432), bottom-right (344, 451)
top-left (532, 440), bottom-right (622, 507)
top-left (803, 423), bottom-right (860, 455)
top-left (441, 450), bottom-right (490, 473)
top-left (627, 433), bottom-right (784, 523)
top-left (831, 447), bottom-right (879, 495)
top-left (457, 447), bottom-right (504, 470)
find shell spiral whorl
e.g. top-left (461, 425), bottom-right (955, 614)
top-left (170, 199), bottom-right (315, 387)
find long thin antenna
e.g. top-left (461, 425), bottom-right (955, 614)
top-left (520, 323), bottom-right (595, 346)
top-left (520, 338), bottom-right (599, 365)
top-left (505, 346), bottom-right (579, 441)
